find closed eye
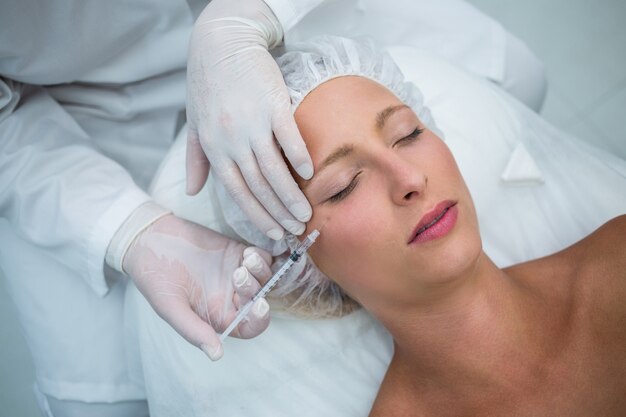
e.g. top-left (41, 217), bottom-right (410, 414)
top-left (323, 127), bottom-right (423, 203)
top-left (394, 127), bottom-right (424, 147)
top-left (327, 172), bottom-right (362, 203)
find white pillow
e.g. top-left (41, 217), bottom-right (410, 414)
top-left (128, 47), bottom-right (626, 417)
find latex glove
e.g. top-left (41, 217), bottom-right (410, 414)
top-left (186, 0), bottom-right (313, 241)
top-left (123, 214), bottom-right (273, 360)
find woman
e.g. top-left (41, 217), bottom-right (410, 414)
top-left (133, 36), bottom-right (626, 416)
top-left (291, 73), bottom-right (626, 416)
top-left (270, 34), bottom-right (625, 414)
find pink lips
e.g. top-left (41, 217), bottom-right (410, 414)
top-left (408, 200), bottom-right (458, 245)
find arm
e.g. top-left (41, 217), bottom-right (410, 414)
top-left (0, 78), bottom-right (274, 356)
top-left (0, 79), bottom-right (151, 296)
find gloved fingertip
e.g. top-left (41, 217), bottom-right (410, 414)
top-left (253, 298), bottom-right (270, 319)
top-left (283, 220), bottom-right (306, 236)
top-left (185, 130), bottom-right (210, 196)
top-left (289, 202), bottom-right (312, 222)
top-left (233, 267), bottom-right (249, 288)
top-left (185, 169), bottom-right (207, 197)
top-left (295, 162), bottom-right (314, 180)
top-left (185, 179), bottom-right (196, 196)
top-left (243, 253), bottom-right (263, 274)
top-left (266, 228), bottom-right (284, 241)
top-left (244, 246), bottom-right (273, 265)
top-left (243, 247), bottom-right (258, 258)
top-left (201, 343), bottom-right (224, 361)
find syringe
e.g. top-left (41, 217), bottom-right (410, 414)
top-left (219, 229), bottom-right (321, 342)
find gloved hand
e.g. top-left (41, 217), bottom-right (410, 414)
top-left (122, 213), bottom-right (274, 360)
top-left (186, 0), bottom-right (313, 241)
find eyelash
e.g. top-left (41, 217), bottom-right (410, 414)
top-left (326, 126), bottom-right (424, 203)
top-left (328, 172), bottom-right (361, 203)
top-left (394, 127), bottom-right (424, 147)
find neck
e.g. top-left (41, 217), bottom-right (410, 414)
top-left (374, 253), bottom-right (557, 394)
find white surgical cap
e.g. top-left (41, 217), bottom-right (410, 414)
top-left (276, 35), bottom-right (436, 128)
top-left (214, 35), bottom-right (437, 317)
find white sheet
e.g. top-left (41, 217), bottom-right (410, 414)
top-left (126, 47), bottom-right (626, 417)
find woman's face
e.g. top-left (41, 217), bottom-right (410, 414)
top-left (293, 76), bottom-right (482, 312)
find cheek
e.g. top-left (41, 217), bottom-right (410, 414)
top-left (436, 143), bottom-right (479, 228)
top-left (420, 135), bottom-right (460, 175)
top-left (306, 195), bottom-right (388, 291)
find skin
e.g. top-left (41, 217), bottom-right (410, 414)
top-left (292, 75), bottom-right (626, 416)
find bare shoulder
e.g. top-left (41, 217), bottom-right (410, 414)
top-left (567, 215), bottom-right (626, 329)
top-left (576, 215), bottom-right (626, 271)
top-left (509, 215), bottom-right (626, 296)
top-left (369, 357), bottom-right (428, 417)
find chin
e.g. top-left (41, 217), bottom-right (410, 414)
top-left (442, 198), bottom-right (483, 277)
top-left (412, 224), bottom-right (483, 286)
top-left (445, 234), bottom-right (483, 277)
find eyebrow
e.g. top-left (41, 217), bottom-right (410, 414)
top-left (319, 104), bottom-right (410, 169)
top-left (301, 144), bottom-right (354, 190)
top-left (319, 144), bottom-right (354, 171)
top-left (376, 104), bottom-right (411, 129)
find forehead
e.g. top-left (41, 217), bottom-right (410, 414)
top-left (294, 76), bottom-right (404, 143)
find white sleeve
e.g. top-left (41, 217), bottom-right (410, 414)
top-left (0, 79), bottom-right (151, 296)
top-left (261, 0), bottom-right (326, 32)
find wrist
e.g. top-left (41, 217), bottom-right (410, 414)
top-left (196, 0), bottom-right (284, 50)
top-left (105, 201), bottom-right (172, 274)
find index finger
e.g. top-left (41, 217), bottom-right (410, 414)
top-left (271, 106), bottom-right (314, 181)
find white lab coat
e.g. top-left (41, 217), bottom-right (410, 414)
top-left (0, 0), bottom-right (514, 405)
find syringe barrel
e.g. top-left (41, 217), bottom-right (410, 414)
top-left (219, 229), bottom-right (320, 342)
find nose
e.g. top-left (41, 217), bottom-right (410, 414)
top-left (385, 155), bottom-right (427, 205)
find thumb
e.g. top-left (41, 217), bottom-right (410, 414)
top-left (162, 302), bottom-right (224, 361)
top-left (186, 129), bottom-right (211, 196)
